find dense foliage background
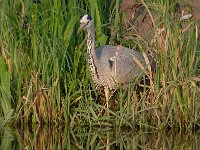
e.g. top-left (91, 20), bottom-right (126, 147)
top-left (0, 0), bottom-right (199, 131)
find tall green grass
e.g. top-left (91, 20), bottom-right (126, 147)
top-left (0, 0), bottom-right (199, 131)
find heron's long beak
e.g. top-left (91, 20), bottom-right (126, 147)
top-left (77, 23), bottom-right (86, 34)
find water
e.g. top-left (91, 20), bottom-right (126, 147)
top-left (0, 126), bottom-right (199, 150)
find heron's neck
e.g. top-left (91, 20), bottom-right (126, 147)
top-left (86, 27), bottom-right (99, 80)
top-left (87, 27), bottom-right (95, 56)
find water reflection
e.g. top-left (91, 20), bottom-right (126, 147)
top-left (0, 126), bottom-right (199, 150)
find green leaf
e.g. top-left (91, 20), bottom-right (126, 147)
top-left (0, 109), bottom-right (14, 127)
top-left (97, 34), bottom-right (108, 46)
top-left (88, 0), bottom-right (102, 32)
top-left (0, 72), bottom-right (10, 94)
top-left (0, 56), bottom-right (6, 73)
top-left (64, 15), bottom-right (80, 49)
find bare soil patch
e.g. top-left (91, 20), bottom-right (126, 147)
top-left (120, 0), bottom-right (200, 40)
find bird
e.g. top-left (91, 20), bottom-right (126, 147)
top-left (77, 14), bottom-right (154, 117)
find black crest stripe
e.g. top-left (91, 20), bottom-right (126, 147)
top-left (87, 15), bottom-right (92, 20)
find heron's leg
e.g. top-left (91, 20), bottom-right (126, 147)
top-left (104, 87), bottom-right (110, 117)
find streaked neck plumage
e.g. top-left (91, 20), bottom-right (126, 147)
top-left (87, 27), bottom-right (95, 56)
top-left (86, 24), bottom-right (99, 80)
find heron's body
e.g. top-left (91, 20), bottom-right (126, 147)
top-left (78, 14), bottom-right (153, 116)
top-left (88, 45), bottom-right (146, 89)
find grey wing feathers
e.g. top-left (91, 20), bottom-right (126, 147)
top-left (114, 46), bottom-right (146, 84)
top-left (94, 45), bottom-right (146, 87)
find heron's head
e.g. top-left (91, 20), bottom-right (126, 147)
top-left (77, 14), bottom-right (94, 33)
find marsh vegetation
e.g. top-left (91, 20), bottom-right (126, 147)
top-left (0, 0), bottom-right (199, 134)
